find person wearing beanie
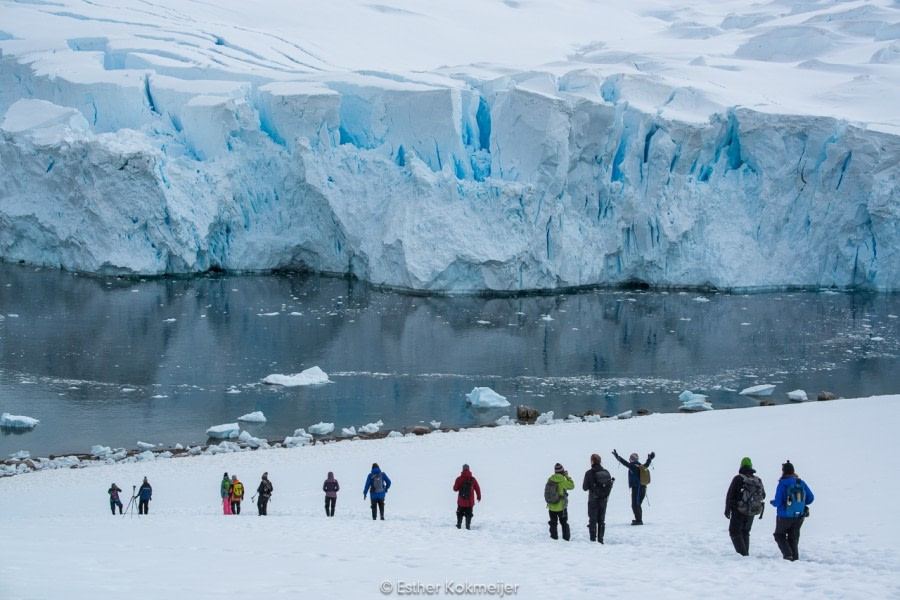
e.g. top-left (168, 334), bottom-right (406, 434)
top-left (770, 460), bottom-right (815, 561)
top-left (724, 457), bottom-right (766, 556)
top-left (229, 475), bottom-right (244, 515)
top-left (612, 449), bottom-right (655, 525)
top-left (256, 472), bottom-right (274, 516)
top-left (582, 454), bottom-right (614, 543)
top-left (546, 463), bottom-right (575, 540)
top-left (453, 464), bottom-right (482, 530)
top-left (363, 462), bottom-right (392, 520)
top-left (323, 471), bottom-right (340, 517)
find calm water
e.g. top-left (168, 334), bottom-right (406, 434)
top-left (1, 262), bottom-right (899, 458)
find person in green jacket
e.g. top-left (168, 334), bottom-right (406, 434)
top-left (546, 463), bottom-right (575, 540)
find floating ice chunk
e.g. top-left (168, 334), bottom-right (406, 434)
top-left (226, 387), bottom-right (241, 394)
top-left (238, 431), bottom-right (269, 448)
top-left (206, 423), bottom-right (240, 439)
top-left (429, 420), bottom-right (441, 429)
top-left (541, 315), bottom-right (554, 321)
top-left (9, 450), bottom-right (30, 460)
top-left (238, 411), bottom-right (266, 423)
top-left (163, 318), bottom-right (176, 323)
top-left (204, 441), bottom-right (241, 455)
top-left (788, 389), bottom-right (808, 402)
top-left (679, 391), bottom-right (713, 411)
top-left (262, 366), bottom-right (331, 386)
top-left (0, 413), bottom-right (40, 429)
top-left (693, 297), bottom-right (710, 303)
top-left (174, 443), bottom-right (184, 450)
top-left (136, 441), bottom-right (155, 450)
top-left (358, 420), bottom-right (383, 434)
top-left (566, 415), bottom-right (582, 423)
top-left (466, 387), bottom-right (511, 408)
top-left (188, 446), bottom-right (203, 456)
top-left (495, 415), bottom-right (516, 426)
top-left (740, 384), bottom-right (776, 397)
top-left (387, 430), bottom-right (404, 438)
top-left (679, 398), bottom-right (714, 411)
top-left (91, 445), bottom-right (112, 457)
top-left (308, 422), bottom-right (335, 435)
top-left (257, 312), bottom-right (280, 317)
top-left (616, 410), bottom-right (633, 419)
top-left (341, 426), bottom-right (357, 437)
top-left (476, 320), bottom-right (491, 325)
top-left (136, 451), bottom-right (156, 461)
top-left (584, 414), bottom-right (605, 422)
top-left (284, 434), bottom-right (312, 448)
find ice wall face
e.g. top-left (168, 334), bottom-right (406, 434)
top-left (1, 76), bottom-right (898, 291)
top-left (1, 0), bottom-right (899, 292)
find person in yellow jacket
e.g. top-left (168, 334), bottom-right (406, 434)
top-left (546, 463), bottom-right (575, 540)
top-left (229, 475), bottom-right (244, 515)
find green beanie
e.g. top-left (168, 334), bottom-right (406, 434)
top-left (740, 457), bottom-right (753, 468)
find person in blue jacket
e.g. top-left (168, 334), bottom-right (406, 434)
top-left (770, 460), bottom-right (814, 561)
top-left (363, 462), bottom-right (392, 520)
top-left (137, 476), bottom-right (153, 515)
top-left (612, 449), bottom-right (655, 525)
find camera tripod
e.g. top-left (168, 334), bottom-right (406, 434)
top-left (123, 485), bottom-right (138, 518)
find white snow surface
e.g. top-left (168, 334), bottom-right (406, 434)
top-left (261, 366), bottom-right (331, 386)
top-left (466, 387), bottom-right (511, 408)
top-left (1, 0), bottom-right (899, 291)
top-left (0, 396), bottom-right (897, 598)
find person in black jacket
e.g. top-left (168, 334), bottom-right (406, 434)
top-left (581, 454), bottom-right (613, 543)
top-left (256, 472), bottom-right (273, 516)
top-left (724, 457), bottom-right (766, 556)
top-left (137, 477), bottom-right (152, 515)
top-left (612, 449), bottom-right (654, 525)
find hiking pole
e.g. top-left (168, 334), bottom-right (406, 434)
top-left (123, 485), bottom-right (137, 518)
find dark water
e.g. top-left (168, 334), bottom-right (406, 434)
top-left (1, 262), bottom-right (899, 458)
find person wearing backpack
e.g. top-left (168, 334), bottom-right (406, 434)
top-left (229, 475), bottom-right (244, 515)
top-left (582, 454), bottom-right (614, 543)
top-left (137, 476), bottom-right (152, 515)
top-left (724, 457), bottom-right (766, 556)
top-left (323, 471), bottom-right (340, 517)
top-left (770, 460), bottom-right (814, 561)
top-left (546, 463), bottom-right (575, 540)
top-left (221, 472), bottom-right (232, 515)
top-left (108, 483), bottom-right (124, 515)
top-left (256, 472), bottom-right (273, 516)
top-left (612, 449), bottom-right (655, 525)
top-left (453, 464), bottom-right (482, 530)
top-left (363, 462), bottom-right (392, 520)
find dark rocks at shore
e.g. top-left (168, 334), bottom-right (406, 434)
top-left (516, 405), bottom-right (539, 421)
top-left (817, 391), bottom-right (838, 401)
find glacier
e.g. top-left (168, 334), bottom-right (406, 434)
top-left (1, 0), bottom-right (899, 292)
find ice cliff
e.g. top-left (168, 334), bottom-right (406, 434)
top-left (1, 0), bottom-right (899, 292)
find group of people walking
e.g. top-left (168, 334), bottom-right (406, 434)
top-left (107, 453), bottom-right (815, 561)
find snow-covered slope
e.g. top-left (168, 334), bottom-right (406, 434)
top-left (1, 0), bottom-right (899, 291)
top-left (0, 396), bottom-right (898, 598)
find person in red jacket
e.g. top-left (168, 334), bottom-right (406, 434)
top-left (452, 464), bottom-right (482, 530)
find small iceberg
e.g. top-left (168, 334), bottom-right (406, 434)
top-left (308, 422), bottom-right (335, 435)
top-left (466, 387), bottom-right (511, 408)
top-left (262, 366), bottom-right (331, 386)
top-left (358, 420), bottom-right (383, 435)
top-left (0, 413), bottom-right (40, 429)
top-left (206, 423), bottom-right (240, 439)
top-left (238, 411), bottom-right (267, 423)
top-left (787, 389), bottom-right (808, 402)
top-left (136, 441), bottom-right (156, 450)
top-left (740, 384), bottom-right (776, 397)
top-left (678, 390), bottom-right (713, 412)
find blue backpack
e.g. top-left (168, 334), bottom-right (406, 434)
top-left (784, 479), bottom-right (808, 518)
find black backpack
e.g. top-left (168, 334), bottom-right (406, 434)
top-left (459, 478), bottom-right (473, 500)
top-left (736, 474), bottom-right (766, 516)
top-left (590, 468), bottom-right (614, 500)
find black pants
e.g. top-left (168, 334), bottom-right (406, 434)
top-left (110, 500), bottom-right (123, 515)
top-left (456, 506), bottom-right (473, 529)
top-left (548, 509), bottom-right (570, 540)
top-left (630, 485), bottom-right (646, 523)
top-left (728, 512), bottom-right (754, 556)
top-left (587, 498), bottom-right (609, 542)
top-left (257, 496), bottom-right (270, 516)
top-left (231, 500), bottom-right (241, 515)
top-left (371, 498), bottom-right (385, 520)
top-left (325, 496), bottom-right (336, 516)
top-left (138, 499), bottom-right (149, 515)
top-left (773, 516), bottom-right (804, 560)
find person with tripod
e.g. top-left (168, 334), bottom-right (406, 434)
top-left (255, 472), bottom-right (273, 516)
top-left (108, 483), bottom-right (124, 515)
top-left (137, 476), bottom-right (152, 515)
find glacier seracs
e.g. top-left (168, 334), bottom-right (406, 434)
top-left (1, 1), bottom-right (899, 292)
